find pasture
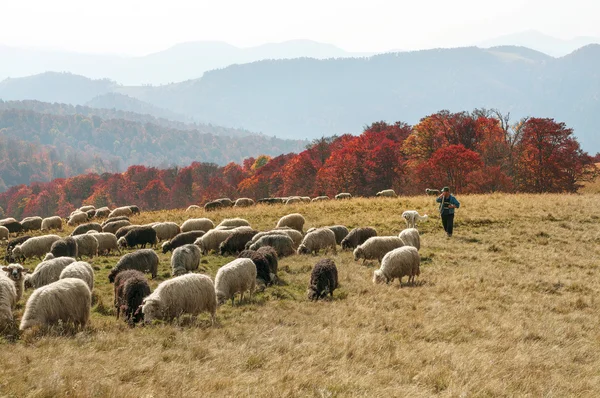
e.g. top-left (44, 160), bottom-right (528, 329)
top-left (2, 194), bottom-right (600, 397)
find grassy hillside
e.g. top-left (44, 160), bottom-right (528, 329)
top-left (2, 194), bottom-right (600, 396)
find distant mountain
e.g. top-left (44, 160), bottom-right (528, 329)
top-left (477, 30), bottom-right (600, 57)
top-left (0, 40), bottom-right (373, 85)
top-left (85, 93), bottom-right (190, 124)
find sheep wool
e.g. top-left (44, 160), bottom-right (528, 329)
top-left (12, 234), bottom-right (61, 261)
top-left (335, 193), bottom-right (352, 200)
top-left (73, 234), bottom-right (99, 259)
top-left (341, 227), bottom-right (378, 250)
top-left (0, 273), bottom-right (17, 327)
top-left (328, 225), bottom-right (350, 245)
top-left (26, 257), bottom-right (76, 289)
top-left (373, 246), bottom-right (420, 286)
top-left (353, 236), bottom-right (405, 263)
top-left (195, 229), bottom-right (236, 255)
top-left (376, 189), bottom-right (398, 198)
top-left (162, 230), bottom-right (206, 253)
top-left (152, 222), bottom-right (181, 242)
top-left (171, 244), bottom-right (202, 276)
top-left (50, 237), bottom-right (79, 259)
top-left (67, 211), bottom-right (88, 226)
top-left (0, 226), bottom-right (8, 240)
top-left (180, 218), bottom-right (215, 233)
top-left (238, 250), bottom-right (272, 286)
top-left (234, 198), bottom-right (255, 207)
top-left (219, 229), bottom-right (259, 255)
top-left (399, 228), bottom-right (421, 251)
top-left (114, 270), bottom-right (150, 324)
top-left (217, 218), bottom-right (251, 228)
top-left (276, 213), bottom-right (305, 232)
top-left (103, 220), bottom-right (132, 234)
top-left (60, 261), bottom-right (94, 291)
top-left (70, 223), bottom-right (103, 236)
top-left (2, 264), bottom-right (28, 302)
top-left (307, 259), bottom-right (338, 301)
top-left (297, 228), bottom-right (337, 255)
top-left (108, 206), bottom-right (134, 218)
top-left (214, 258), bottom-right (256, 306)
top-left (249, 235), bottom-right (295, 257)
top-left (271, 228), bottom-right (303, 247)
top-left (93, 233), bottom-right (121, 255)
top-left (21, 216), bottom-right (43, 232)
top-left (41, 216), bottom-right (63, 231)
top-left (109, 249), bottom-right (159, 283)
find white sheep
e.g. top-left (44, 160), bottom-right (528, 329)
top-left (67, 211), bottom-right (88, 226)
top-left (92, 232), bottom-right (121, 255)
top-left (41, 216), bottom-right (63, 231)
top-left (108, 206), bottom-right (134, 218)
top-left (376, 189), bottom-right (398, 198)
top-left (335, 193), bottom-right (352, 200)
top-left (272, 227), bottom-right (304, 247)
top-left (0, 226), bottom-right (8, 240)
top-left (2, 264), bottom-right (28, 302)
top-left (353, 236), bottom-right (405, 264)
top-left (276, 213), bottom-right (305, 232)
top-left (60, 261), bottom-right (94, 291)
top-left (402, 210), bottom-right (428, 229)
top-left (399, 228), bottom-right (421, 250)
top-left (171, 244), bottom-right (202, 276)
top-left (248, 234), bottom-right (295, 257)
top-left (181, 218), bottom-right (215, 233)
top-left (217, 218), bottom-right (251, 228)
top-left (25, 257), bottom-right (76, 289)
top-left (21, 216), bottom-right (43, 231)
top-left (285, 197), bottom-right (302, 205)
top-left (12, 234), bottom-right (61, 261)
top-left (20, 278), bottom-right (91, 331)
top-left (142, 273), bottom-right (217, 324)
top-left (95, 207), bottom-right (111, 218)
top-left (152, 222), bottom-right (181, 242)
top-left (246, 230), bottom-right (290, 249)
top-left (214, 258), bottom-right (256, 306)
top-left (373, 246), bottom-right (420, 286)
top-left (0, 273), bottom-right (17, 327)
top-left (79, 205), bottom-right (95, 213)
top-left (234, 198), bottom-right (255, 207)
top-left (194, 229), bottom-right (236, 255)
top-left (311, 196), bottom-right (330, 202)
top-left (297, 228), bottom-right (337, 255)
top-left (300, 196), bottom-right (311, 203)
top-left (186, 205), bottom-right (202, 212)
top-left (72, 234), bottom-right (99, 259)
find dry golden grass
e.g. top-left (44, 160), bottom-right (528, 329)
top-left (2, 194), bottom-right (600, 397)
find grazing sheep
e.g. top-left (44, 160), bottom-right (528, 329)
top-left (234, 198), bottom-right (255, 207)
top-left (108, 206), bottom-right (134, 218)
top-left (276, 213), bottom-right (305, 232)
top-left (195, 229), bottom-right (236, 255)
top-left (218, 218), bottom-right (250, 228)
top-left (171, 244), bottom-right (202, 276)
top-left (21, 216), bottom-right (43, 232)
top-left (50, 237), bottom-right (79, 259)
top-left (0, 273), bottom-right (17, 327)
top-left (67, 211), bottom-right (88, 226)
top-left (95, 207), bottom-right (111, 218)
top-left (272, 227), bottom-right (303, 247)
top-left (5, 236), bottom-right (31, 262)
top-left (162, 230), bottom-right (206, 254)
top-left (25, 257), bottom-right (76, 289)
top-left (0, 219), bottom-right (23, 234)
top-left (20, 278), bottom-right (91, 331)
top-left (249, 235), bottom-right (295, 257)
top-left (402, 211), bottom-right (428, 229)
top-left (12, 235), bottom-right (61, 262)
top-left (214, 258), bottom-right (256, 306)
top-left (103, 220), bottom-right (132, 234)
top-left (71, 222), bottom-right (103, 236)
top-left (128, 205), bottom-right (140, 215)
top-left (2, 264), bottom-right (28, 302)
top-left (113, 270), bottom-right (150, 324)
top-left (353, 236), bottom-right (405, 264)
top-left (285, 197), bottom-right (302, 205)
top-left (204, 201), bottom-right (223, 212)
top-left (109, 249), bottom-right (159, 283)
top-left (341, 227), bottom-right (378, 250)
top-left (181, 218), bottom-right (214, 233)
top-left (215, 198), bottom-right (234, 207)
top-left (300, 197), bottom-right (311, 203)
top-left (0, 226), bottom-right (8, 241)
top-left (41, 216), bottom-right (63, 231)
top-left (219, 229), bottom-right (258, 255)
top-left (85, 209), bottom-right (96, 219)
top-left (373, 246), bottom-right (420, 286)
top-left (151, 222), bottom-right (181, 242)
top-left (311, 196), bottom-right (330, 202)
top-left (307, 259), bottom-right (338, 301)
top-left (186, 205), bottom-right (201, 212)
top-left (59, 261), bottom-right (94, 291)
top-left (72, 234), bottom-right (99, 259)
top-left (376, 189), bottom-right (397, 198)
top-left (245, 230), bottom-right (288, 249)
top-left (101, 216), bottom-right (130, 227)
top-left (79, 205), bottom-right (95, 213)
top-left (93, 232), bottom-right (121, 255)
top-left (117, 227), bottom-right (157, 249)
top-left (297, 228), bottom-right (337, 255)
top-left (258, 198), bottom-right (283, 205)
top-left (426, 188), bottom-right (440, 196)
top-left (142, 274), bottom-right (217, 324)
top-left (399, 228), bottom-right (421, 250)
top-left (238, 250), bottom-right (272, 286)
top-left (115, 225), bottom-right (142, 239)
top-left (256, 246), bottom-right (278, 275)
top-left (335, 193), bottom-right (352, 200)
top-left (43, 253), bottom-right (55, 261)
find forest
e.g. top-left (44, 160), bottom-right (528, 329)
top-left (0, 109), bottom-right (594, 219)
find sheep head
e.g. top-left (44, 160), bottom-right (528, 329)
top-left (2, 264), bottom-right (28, 282)
top-left (297, 244), bottom-right (309, 255)
top-left (161, 241), bottom-right (171, 254)
top-left (372, 270), bottom-right (388, 285)
top-left (353, 247), bottom-right (364, 261)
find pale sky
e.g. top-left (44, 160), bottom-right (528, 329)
top-left (1, 0), bottom-right (598, 55)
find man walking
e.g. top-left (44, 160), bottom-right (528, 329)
top-left (436, 187), bottom-right (460, 237)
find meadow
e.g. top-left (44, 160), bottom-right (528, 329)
top-left (2, 193), bottom-right (600, 397)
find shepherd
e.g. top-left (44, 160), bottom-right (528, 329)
top-left (436, 187), bottom-right (460, 237)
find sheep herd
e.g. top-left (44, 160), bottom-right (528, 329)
top-left (0, 197), bottom-right (429, 334)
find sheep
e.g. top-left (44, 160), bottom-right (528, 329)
top-left (219, 229), bottom-right (258, 255)
top-left (93, 232), bottom-right (121, 255)
top-left (186, 205), bottom-right (201, 212)
top-left (0, 226), bottom-right (8, 241)
top-left (41, 216), bottom-right (63, 231)
top-left (195, 229), bottom-right (237, 255)
top-left (115, 225), bottom-right (142, 239)
top-left (307, 259), bottom-right (338, 301)
top-left (25, 257), bottom-right (76, 289)
top-left (21, 216), bottom-right (43, 232)
top-left (234, 198), bottom-right (255, 207)
top-left (71, 222), bottom-right (103, 236)
top-left (373, 246), bottom-right (420, 286)
top-left (0, 219), bottom-right (23, 234)
top-left (72, 234), bottom-right (99, 259)
top-left (162, 230), bottom-right (206, 254)
top-left (285, 197), bottom-right (302, 205)
top-left (214, 258), bottom-right (256, 306)
top-left (95, 207), bottom-right (111, 218)
top-left (103, 220), bottom-right (132, 234)
top-left (113, 270), bottom-right (150, 324)
top-left (353, 236), bottom-right (405, 264)
top-left (109, 206), bottom-right (134, 218)
top-left (49, 237), bottom-right (78, 259)
top-left (218, 218), bottom-right (251, 228)
top-left (108, 249), bottom-right (159, 283)
top-left (20, 278), bottom-right (91, 331)
top-left (402, 211), bottom-right (428, 229)
top-left (300, 197), bottom-right (311, 203)
top-left (249, 234), bottom-right (295, 257)
top-left (181, 218), bottom-right (214, 233)
top-left (79, 205), bottom-right (95, 213)
top-left (238, 250), bottom-right (272, 286)
top-left (215, 198), bottom-right (234, 207)
top-left (142, 273), bottom-right (216, 324)
top-left (2, 264), bottom-right (28, 302)
top-left (128, 205), bottom-right (140, 215)
top-left (276, 213), bottom-right (305, 232)
top-left (0, 273), bottom-right (17, 328)
top-left (204, 201), bottom-right (223, 211)
top-left (335, 193), bottom-right (352, 200)
top-left (246, 230), bottom-right (289, 249)
top-left (12, 235), bottom-right (61, 262)
top-left (272, 227), bottom-right (304, 247)
top-left (297, 228), bottom-right (337, 255)
top-left (257, 198), bottom-right (282, 205)
top-left (117, 226), bottom-right (157, 249)
top-left (399, 228), bottom-right (421, 250)
top-left (59, 261), bottom-right (94, 291)
top-left (102, 216), bottom-right (130, 227)
top-left (307, 225), bottom-right (349, 245)
top-left (171, 244), bottom-right (202, 276)
top-left (376, 189), bottom-right (397, 198)
top-left (5, 235), bottom-right (31, 262)
top-left (67, 211), bottom-right (88, 226)
top-left (426, 188), bottom-right (440, 196)
top-left (256, 246), bottom-right (278, 275)
top-left (85, 209), bottom-right (96, 219)
top-left (311, 196), bottom-right (330, 202)
top-left (341, 227), bottom-right (378, 250)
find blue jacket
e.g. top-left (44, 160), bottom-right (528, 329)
top-left (436, 194), bottom-right (460, 215)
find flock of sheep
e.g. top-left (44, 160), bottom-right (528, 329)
top-left (0, 194), bottom-right (428, 333)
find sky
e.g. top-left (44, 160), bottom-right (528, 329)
top-left (1, 0), bottom-right (598, 55)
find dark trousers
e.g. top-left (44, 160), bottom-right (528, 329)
top-left (441, 213), bottom-right (454, 236)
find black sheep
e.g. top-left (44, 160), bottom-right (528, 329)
top-left (109, 249), bottom-right (159, 283)
top-left (238, 249), bottom-right (272, 285)
top-left (220, 229), bottom-right (258, 255)
top-left (71, 222), bottom-right (103, 236)
top-left (162, 230), bottom-right (205, 253)
top-left (5, 235), bottom-right (31, 262)
top-left (116, 225), bottom-right (142, 239)
top-left (50, 237), bottom-right (78, 258)
top-left (129, 205), bottom-right (140, 215)
top-left (119, 227), bottom-right (157, 249)
top-left (0, 220), bottom-right (23, 234)
top-left (255, 246), bottom-right (278, 275)
top-left (101, 216), bottom-right (130, 227)
top-left (204, 201), bottom-right (223, 212)
top-left (113, 269), bottom-right (151, 325)
top-left (341, 227), bottom-right (377, 250)
top-left (307, 258), bottom-right (338, 301)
